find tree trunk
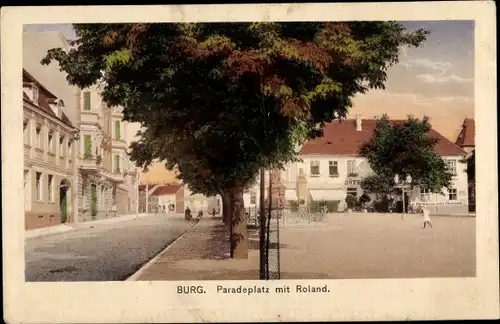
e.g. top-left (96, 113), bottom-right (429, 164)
top-left (221, 192), bottom-right (231, 226)
top-left (228, 186), bottom-right (248, 259)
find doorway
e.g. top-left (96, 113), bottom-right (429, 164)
top-left (59, 179), bottom-right (69, 223)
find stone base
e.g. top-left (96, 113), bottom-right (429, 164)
top-left (25, 211), bottom-right (62, 230)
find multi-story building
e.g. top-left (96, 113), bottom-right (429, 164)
top-left (244, 116), bottom-right (469, 215)
top-left (77, 84), bottom-right (138, 221)
top-left (23, 31), bottom-right (140, 223)
top-left (23, 69), bottom-right (79, 229)
top-left (455, 117), bottom-right (475, 212)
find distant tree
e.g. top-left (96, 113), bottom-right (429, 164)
top-left (42, 22), bottom-right (428, 258)
top-left (462, 149), bottom-right (475, 182)
top-left (360, 115), bottom-right (457, 197)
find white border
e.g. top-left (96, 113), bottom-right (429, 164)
top-left (2, 2), bottom-right (498, 322)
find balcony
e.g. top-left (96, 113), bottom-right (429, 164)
top-left (111, 137), bottom-right (127, 150)
top-left (79, 154), bottom-right (100, 173)
top-left (101, 168), bottom-right (126, 183)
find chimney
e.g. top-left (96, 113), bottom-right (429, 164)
top-left (355, 114), bottom-right (362, 132)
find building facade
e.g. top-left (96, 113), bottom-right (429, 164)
top-left (23, 31), bottom-right (139, 224)
top-left (455, 118), bottom-right (475, 212)
top-left (23, 70), bottom-right (79, 229)
top-left (244, 116), bottom-right (469, 214)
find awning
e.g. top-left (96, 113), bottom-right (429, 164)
top-left (309, 190), bottom-right (345, 201)
top-left (285, 189), bottom-right (298, 201)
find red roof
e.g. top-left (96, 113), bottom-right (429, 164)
top-left (300, 119), bottom-right (466, 156)
top-left (22, 69), bottom-right (75, 129)
top-left (151, 184), bottom-right (182, 196)
top-left (455, 118), bottom-right (475, 147)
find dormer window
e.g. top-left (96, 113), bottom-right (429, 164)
top-left (32, 84), bottom-right (39, 103)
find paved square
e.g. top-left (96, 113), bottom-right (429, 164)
top-left (279, 213), bottom-right (475, 279)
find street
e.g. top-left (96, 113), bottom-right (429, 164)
top-left (25, 214), bottom-right (195, 282)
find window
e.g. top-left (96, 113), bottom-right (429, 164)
top-left (347, 160), bottom-right (357, 176)
top-left (35, 125), bottom-right (42, 149)
top-left (115, 120), bottom-right (121, 140)
top-left (84, 135), bottom-right (92, 156)
top-left (328, 161), bottom-right (338, 177)
top-left (32, 85), bottom-right (39, 103)
top-left (446, 159), bottom-right (457, 175)
top-left (114, 154), bottom-right (120, 173)
top-left (48, 174), bottom-right (54, 202)
top-left (448, 188), bottom-right (458, 201)
top-left (48, 131), bottom-right (54, 153)
top-left (421, 188), bottom-right (431, 201)
top-left (310, 161), bottom-right (320, 177)
top-left (250, 191), bottom-right (257, 205)
top-left (83, 91), bottom-right (91, 111)
top-left (346, 187), bottom-right (357, 199)
top-left (24, 170), bottom-right (31, 210)
top-left (35, 172), bottom-right (42, 201)
top-left (23, 120), bottom-right (29, 145)
top-left (59, 136), bottom-right (65, 156)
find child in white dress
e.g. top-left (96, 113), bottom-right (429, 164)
top-left (422, 206), bottom-right (432, 228)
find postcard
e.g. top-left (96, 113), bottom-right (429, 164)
top-left (1, 2), bottom-right (498, 323)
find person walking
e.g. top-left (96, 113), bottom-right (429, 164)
top-left (422, 205), bottom-right (432, 228)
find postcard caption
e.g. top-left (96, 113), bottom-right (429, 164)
top-left (177, 284), bottom-right (330, 296)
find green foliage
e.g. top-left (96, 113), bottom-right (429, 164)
top-left (461, 150), bottom-right (475, 181)
top-left (41, 22), bottom-right (428, 202)
top-left (60, 195), bottom-right (67, 223)
top-left (84, 135), bottom-right (92, 157)
top-left (360, 115), bottom-right (456, 195)
top-left (325, 200), bottom-right (340, 213)
top-left (345, 194), bottom-right (356, 209)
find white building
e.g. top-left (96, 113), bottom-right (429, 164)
top-left (244, 116), bottom-right (469, 214)
top-left (23, 31), bottom-right (140, 222)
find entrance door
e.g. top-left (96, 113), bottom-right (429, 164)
top-left (59, 180), bottom-right (69, 223)
top-left (91, 184), bottom-right (98, 218)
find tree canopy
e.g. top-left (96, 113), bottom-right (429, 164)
top-left (360, 115), bottom-right (457, 197)
top-left (41, 22), bottom-right (428, 258)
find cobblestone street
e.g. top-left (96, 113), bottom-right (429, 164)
top-left (25, 214), bottom-right (196, 281)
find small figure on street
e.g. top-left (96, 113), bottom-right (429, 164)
top-left (185, 207), bottom-right (192, 220)
top-left (212, 208), bottom-right (216, 218)
top-left (197, 210), bottom-right (203, 219)
top-left (422, 205), bottom-right (432, 228)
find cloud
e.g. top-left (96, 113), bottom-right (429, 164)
top-left (417, 74), bottom-right (473, 84)
top-left (405, 58), bottom-right (452, 75)
top-left (436, 96), bottom-right (473, 103)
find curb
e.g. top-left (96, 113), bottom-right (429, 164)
top-left (26, 213), bottom-right (156, 239)
top-left (125, 218), bottom-right (202, 281)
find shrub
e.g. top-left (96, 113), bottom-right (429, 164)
top-left (289, 200), bottom-right (299, 212)
top-left (359, 193), bottom-right (371, 208)
top-left (345, 194), bottom-right (356, 209)
top-left (326, 200), bottom-right (340, 212)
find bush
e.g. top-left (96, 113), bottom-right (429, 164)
top-left (310, 200), bottom-right (326, 213)
top-left (326, 200), bottom-right (340, 212)
top-left (345, 194), bottom-right (356, 210)
top-left (289, 200), bottom-right (299, 212)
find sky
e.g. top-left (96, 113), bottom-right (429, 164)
top-left (24, 21), bottom-right (475, 182)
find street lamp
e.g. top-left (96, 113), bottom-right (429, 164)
top-left (394, 173), bottom-right (412, 219)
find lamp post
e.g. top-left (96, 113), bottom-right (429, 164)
top-left (394, 174), bottom-right (412, 219)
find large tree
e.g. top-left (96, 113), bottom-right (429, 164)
top-left (42, 22), bottom-right (427, 258)
top-left (360, 115), bottom-right (457, 199)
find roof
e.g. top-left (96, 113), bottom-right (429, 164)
top-left (23, 69), bottom-right (75, 129)
top-left (151, 184), bottom-right (183, 196)
top-left (455, 118), bottom-right (475, 147)
top-left (23, 31), bottom-right (78, 125)
top-left (300, 119), bottom-right (467, 157)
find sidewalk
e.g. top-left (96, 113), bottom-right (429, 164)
top-left (26, 213), bottom-right (153, 239)
top-left (130, 217), bottom-right (260, 280)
